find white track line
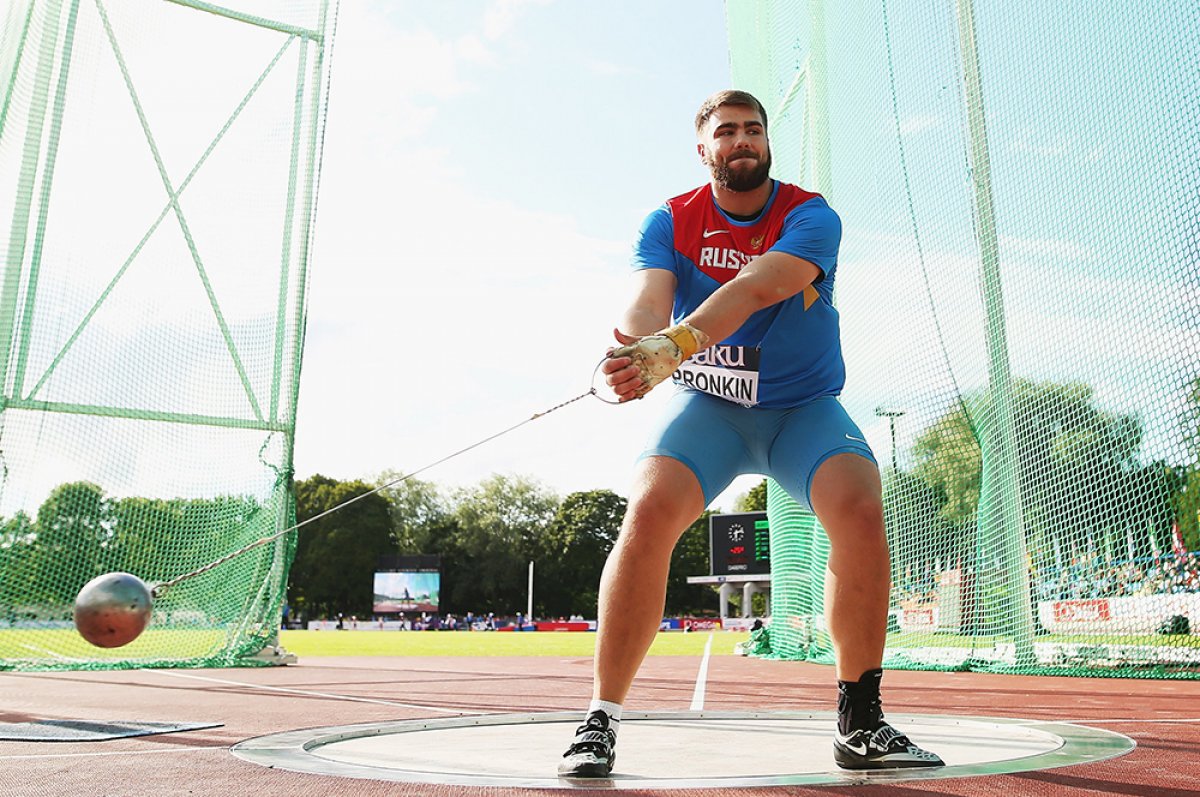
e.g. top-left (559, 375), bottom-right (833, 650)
top-left (148, 669), bottom-right (487, 716)
top-left (17, 643), bottom-right (85, 663)
top-left (689, 633), bottom-right (713, 710)
top-left (0, 747), bottom-right (226, 761)
top-left (1013, 716), bottom-right (1200, 726)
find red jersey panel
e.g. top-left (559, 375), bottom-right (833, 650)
top-left (667, 183), bottom-right (822, 285)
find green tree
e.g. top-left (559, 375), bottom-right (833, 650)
top-left (442, 475), bottom-right (559, 615)
top-left (1178, 467), bottom-right (1200, 553)
top-left (289, 475), bottom-right (394, 618)
top-left (883, 471), bottom-right (960, 590)
top-left (1176, 376), bottom-right (1200, 551)
top-left (666, 510), bottom-right (717, 615)
top-left (912, 405), bottom-right (980, 527)
top-left (0, 511), bottom-right (35, 610)
top-left (111, 497), bottom-right (183, 581)
top-left (912, 379), bottom-right (1169, 568)
top-left (1185, 376), bottom-right (1200, 461)
top-left (111, 494), bottom-right (267, 588)
top-left (30, 482), bottom-right (116, 602)
top-left (374, 473), bottom-right (451, 555)
top-left (534, 489), bottom-right (625, 618)
top-left (374, 473), bottom-right (461, 617)
top-left (1019, 383), bottom-right (1144, 552)
top-left (0, 511), bottom-right (34, 549)
top-left (735, 480), bottom-right (768, 512)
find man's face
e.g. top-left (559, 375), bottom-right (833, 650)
top-left (698, 104), bottom-right (772, 192)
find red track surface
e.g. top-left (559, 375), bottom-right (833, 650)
top-left (1, 653), bottom-right (1196, 796)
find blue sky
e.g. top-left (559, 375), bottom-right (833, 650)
top-left (293, 1), bottom-right (771, 507)
top-left (2, 0), bottom-right (1192, 519)
top-left (294, 0), bottom-right (1199, 506)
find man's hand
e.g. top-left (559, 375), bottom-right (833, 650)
top-left (603, 322), bottom-right (708, 401)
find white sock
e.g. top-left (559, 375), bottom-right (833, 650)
top-left (587, 699), bottom-right (623, 734)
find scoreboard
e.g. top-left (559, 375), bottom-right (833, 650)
top-left (709, 512), bottom-right (770, 576)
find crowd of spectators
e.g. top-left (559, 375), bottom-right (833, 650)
top-left (893, 554), bottom-right (1200, 606)
top-left (320, 611), bottom-right (591, 631)
top-left (366, 611), bottom-right (492, 630)
top-left (894, 565), bottom-right (941, 606)
top-left (1035, 554), bottom-right (1199, 600)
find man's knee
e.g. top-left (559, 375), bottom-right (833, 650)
top-left (822, 491), bottom-right (885, 536)
top-left (811, 455), bottom-right (883, 525)
top-left (619, 457), bottom-right (704, 543)
top-left (818, 488), bottom-right (889, 574)
top-left (622, 490), bottom-right (696, 536)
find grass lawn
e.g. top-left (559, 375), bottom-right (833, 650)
top-left (0, 628), bottom-right (748, 664)
top-left (0, 628), bottom-right (228, 661)
top-left (5, 628), bottom-right (1192, 665)
top-left (883, 631), bottom-right (1200, 649)
top-left (279, 629), bottom-right (751, 658)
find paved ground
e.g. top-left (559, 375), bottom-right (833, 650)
top-left (1, 653), bottom-right (1196, 796)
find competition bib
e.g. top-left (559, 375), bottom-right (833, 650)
top-left (673, 345), bottom-right (761, 407)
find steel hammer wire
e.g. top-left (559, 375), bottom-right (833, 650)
top-left (152, 381), bottom-right (609, 598)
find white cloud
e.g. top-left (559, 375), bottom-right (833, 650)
top-left (998, 234), bottom-right (1091, 262)
top-left (897, 114), bottom-right (942, 136)
top-left (1010, 128), bottom-right (1105, 163)
top-left (838, 221), bottom-right (1200, 472)
top-left (295, 159), bottom-right (638, 495)
top-left (587, 59), bottom-right (637, 77)
top-left (0, 0), bottom-right (774, 520)
top-left (455, 33), bottom-right (494, 65)
top-left (1012, 129), bottom-right (1071, 158)
top-left (482, 0), bottom-right (554, 41)
top-left (340, 22), bottom-right (480, 100)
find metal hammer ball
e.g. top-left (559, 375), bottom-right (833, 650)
top-left (73, 572), bottom-right (153, 648)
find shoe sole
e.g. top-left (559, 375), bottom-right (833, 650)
top-left (557, 762), bottom-right (612, 778)
top-left (834, 745), bottom-right (943, 770)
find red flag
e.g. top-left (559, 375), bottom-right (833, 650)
top-left (1172, 523), bottom-right (1188, 558)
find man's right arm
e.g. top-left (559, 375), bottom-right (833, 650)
top-left (622, 206), bottom-right (678, 335)
top-left (604, 207), bottom-right (679, 401)
top-left (604, 268), bottom-right (677, 401)
top-left (618, 268), bottom-right (676, 338)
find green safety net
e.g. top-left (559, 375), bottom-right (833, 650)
top-left (0, 0), bottom-right (336, 670)
top-left (729, 0), bottom-right (1200, 677)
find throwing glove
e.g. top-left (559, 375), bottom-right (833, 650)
top-left (611, 322), bottom-right (709, 398)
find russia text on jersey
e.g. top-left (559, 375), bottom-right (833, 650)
top-left (698, 247), bottom-right (757, 270)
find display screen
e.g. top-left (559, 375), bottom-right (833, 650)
top-left (372, 571), bottom-right (440, 613)
top-left (709, 512), bottom-right (770, 576)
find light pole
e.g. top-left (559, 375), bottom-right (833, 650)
top-left (874, 407), bottom-right (906, 473)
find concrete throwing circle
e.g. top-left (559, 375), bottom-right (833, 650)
top-left (231, 710), bottom-right (1134, 789)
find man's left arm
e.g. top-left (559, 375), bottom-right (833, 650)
top-left (612, 251), bottom-right (821, 397)
top-left (682, 250), bottom-right (822, 345)
top-left (682, 199), bottom-right (840, 348)
top-left (614, 201), bottom-right (838, 395)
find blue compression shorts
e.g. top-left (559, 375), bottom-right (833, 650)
top-left (639, 390), bottom-right (877, 509)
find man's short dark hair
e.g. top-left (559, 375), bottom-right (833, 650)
top-left (694, 89), bottom-right (768, 134)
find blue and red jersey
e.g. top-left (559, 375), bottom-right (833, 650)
top-left (631, 179), bottom-right (844, 408)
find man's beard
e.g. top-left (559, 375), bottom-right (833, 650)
top-left (711, 150), bottom-right (772, 192)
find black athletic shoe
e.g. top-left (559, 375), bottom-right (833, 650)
top-left (833, 721), bottom-right (944, 770)
top-left (557, 711), bottom-right (617, 778)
